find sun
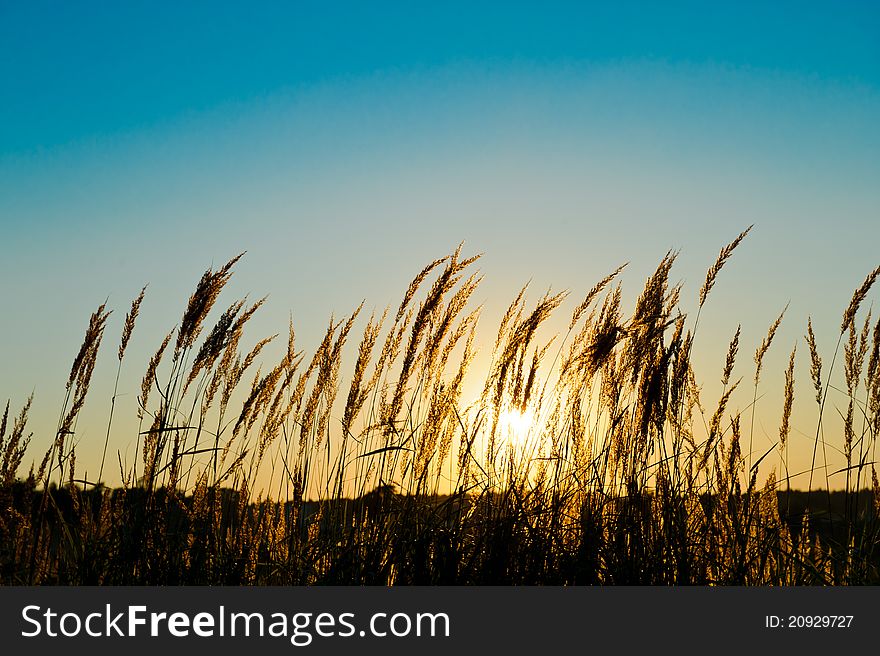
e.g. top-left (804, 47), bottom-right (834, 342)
top-left (497, 405), bottom-right (537, 446)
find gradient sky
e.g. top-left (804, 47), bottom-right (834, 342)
top-left (1, 1), bottom-right (878, 488)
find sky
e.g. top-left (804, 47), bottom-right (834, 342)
top-left (1, 1), bottom-right (878, 489)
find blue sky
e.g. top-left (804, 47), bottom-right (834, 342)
top-left (2, 1), bottom-right (878, 152)
top-left (1, 1), bottom-right (878, 486)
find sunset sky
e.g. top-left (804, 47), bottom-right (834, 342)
top-left (1, 1), bottom-right (878, 488)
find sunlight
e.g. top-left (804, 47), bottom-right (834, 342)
top-left (497, 405), bottom-right (537, 446)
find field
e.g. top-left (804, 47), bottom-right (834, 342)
top-left (2, 231), bottom-right (880, 585)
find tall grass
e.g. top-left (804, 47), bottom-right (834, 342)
top-left (2, 234), bottom-right (880, 584)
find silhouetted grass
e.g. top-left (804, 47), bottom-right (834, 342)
top-left (2, 234), bottom-right (880, 584)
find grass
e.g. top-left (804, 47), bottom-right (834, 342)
top-left (2, 232), bottom-right (880, 585)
